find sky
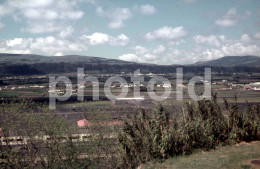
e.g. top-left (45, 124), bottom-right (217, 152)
top-left (0, 0), bottom-right (260, 65)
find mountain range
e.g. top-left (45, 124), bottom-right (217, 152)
top-left (0, 53), bottom-right (259, 67)
top-left (0, 53), bottom-right (132, 65)
top-left (193, 56), bottom-right (260, 67)
top-left (0, 53), bottom-right (259, 76)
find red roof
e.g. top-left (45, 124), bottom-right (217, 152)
top-left (77, 119), bottom-right (123, 127)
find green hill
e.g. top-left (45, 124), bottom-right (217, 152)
top-left (194, 56), bottom-right (260, 67)
top-left (0, 53), bottom-right (259, 76)
top-left (0, 53), bottom-right (132, 65)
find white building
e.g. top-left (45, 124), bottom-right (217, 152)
top-left (247, 82), bottom-right (260, 91)
top-left (163, 84), bottom-right (171, 88)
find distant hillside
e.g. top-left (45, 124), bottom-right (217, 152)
top-left (0, 53), bottom-right (132, 65)
top-left (1, 53), bottom-right (259, 67)
top-left (0, 53), bottom-right (260, 76)
top-left (193, 56), bottom-right (260, 67)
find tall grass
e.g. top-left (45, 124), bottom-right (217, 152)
top-left (117, 94), bottom-right (260, 168)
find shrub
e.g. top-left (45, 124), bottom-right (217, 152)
top-left (117, 94), bottom-right (260, 168)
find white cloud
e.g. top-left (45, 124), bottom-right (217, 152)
top-left (8, 0), bottom-right (84, 20)
top-left (54, 52), bottom-right (63, 56)
top-left (134, 46), bottom-right (149, 55)
top-left (119, 54), bottom-right (139, 62)
top-left (108, 20), bottom-right (124, 29)
top-left (82, 32), bottom-right (109, 45)
top-left (140, 4), bottom-right (156, 15)
top-left (118, 53), bottom-right (158, 63)
top-left (80, 33), bottom-right (130, 46)
top-left (6, 38), bottom-right (23, 47)
top-left (119, 45), bottom-right (167, 64)
top-left (198, 48), bottom-right (223, 61)
top-left (22, 8), bottom-right (84, 21)
top-left (23, 9), bottom-right (58, 20)
top-left (220, 43), bottom-right (260, 56)
top-left (0, 4), bottom-right (13, 28)
top-left (96, 7), bottom-right (132, 29)
top-left (254, 32), bottom-right (260, 40)
top-left (1, 36), bottom-right (88, 55)
top-left (1, 0), bottom-right (84, 34)
top-left (193, 35), bottom-right (220, 47)
top-left (215, 19), bottom-right (236, 27)
top-left (143, 53), bottom-right (157, 61)
top-left (169, 39), bottom-right (186, 46)
top-left (215, 8), bottom-right (237, 27)
top-left (58, 26), bottom-right (74, 38)
top-left (193, 37), bottom-right (260, 62)
top-left (215, 7), bottom-right (250, 27)
top-left (30, 36), bottom-right (86, 54)
top-left (145, 26), bottom-right (187, 41)
top-left (133, 45), bottom-right (166, 56)
top-left (7, 0), bottom-right (54, 9)
top-left (240, 34), bottom-right (251, 43)
top-left (109, 34), bottom-right (130, 46)
top-left (22, 22), bottom-right (64, 34)
top-left (152, 45), bottom-right (165, 54)
top-left (119, 33), bottom-right (260, 65)
top-left (0, 48), bottom-right (32, 54)
top-left (219, 35), bottom-right (226, 42)
top-left (0, 3), bottom-right (13, 19)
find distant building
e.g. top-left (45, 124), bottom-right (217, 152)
top-left (163, 84), bottom-right (171, 88)
top-left (244, 82), bottom-right (260, 91)
top-left (77, 119), bottom-right (91, 127)
top-left (77, 119), bottom-right (123, 127)
top-left (30, 85), bottom-right (45, 88)
top-left (177, 84), bottom-right (187, 88)
top-left (18, 86), bottom-right (26, 89)
top-left (251, 82), bottom-right (260, 91)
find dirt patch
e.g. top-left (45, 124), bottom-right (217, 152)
top-left (251, 160), bottom-right (260, 168)
top-left (235, 141), bottom-right (250, 147)
top-left (244, 159), bottom-right (260, 169)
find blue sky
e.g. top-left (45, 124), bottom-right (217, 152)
top-left (0, 0), bottom-right (259, 65)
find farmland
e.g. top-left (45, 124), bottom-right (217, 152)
top-left (0, 70), bottom-right (260, 168)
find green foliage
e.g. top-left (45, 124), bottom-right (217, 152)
top-left (0, 100), bottom-right (90, 168)
top-left (1, 96), bottom-right (259, 169)
top-left (117, 94), bottom-right (260, 168)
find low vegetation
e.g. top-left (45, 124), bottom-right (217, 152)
top-left (0, 100), bottom-right (118, 168)
top-left (117, 94), bottom-right (260, 168)
top-left (144, 141), bottom-right (260, 169)
top-left (0, 95), bottom-right (259, 168)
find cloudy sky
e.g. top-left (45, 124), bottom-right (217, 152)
top-left (0, 0), bottom-right (260, 65)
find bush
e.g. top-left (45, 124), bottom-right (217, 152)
top-left (0, 100), bottom-right (112, 168)
top-left (117, 94), bottom-right (260, 168)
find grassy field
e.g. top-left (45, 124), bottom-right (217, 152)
top-left (143, 141), bottom-right (260, 169)
top-left (60, 100), bottom-right (111, 108)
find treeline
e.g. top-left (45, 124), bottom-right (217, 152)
top-left (1, 63), bottom-right (260, 76)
